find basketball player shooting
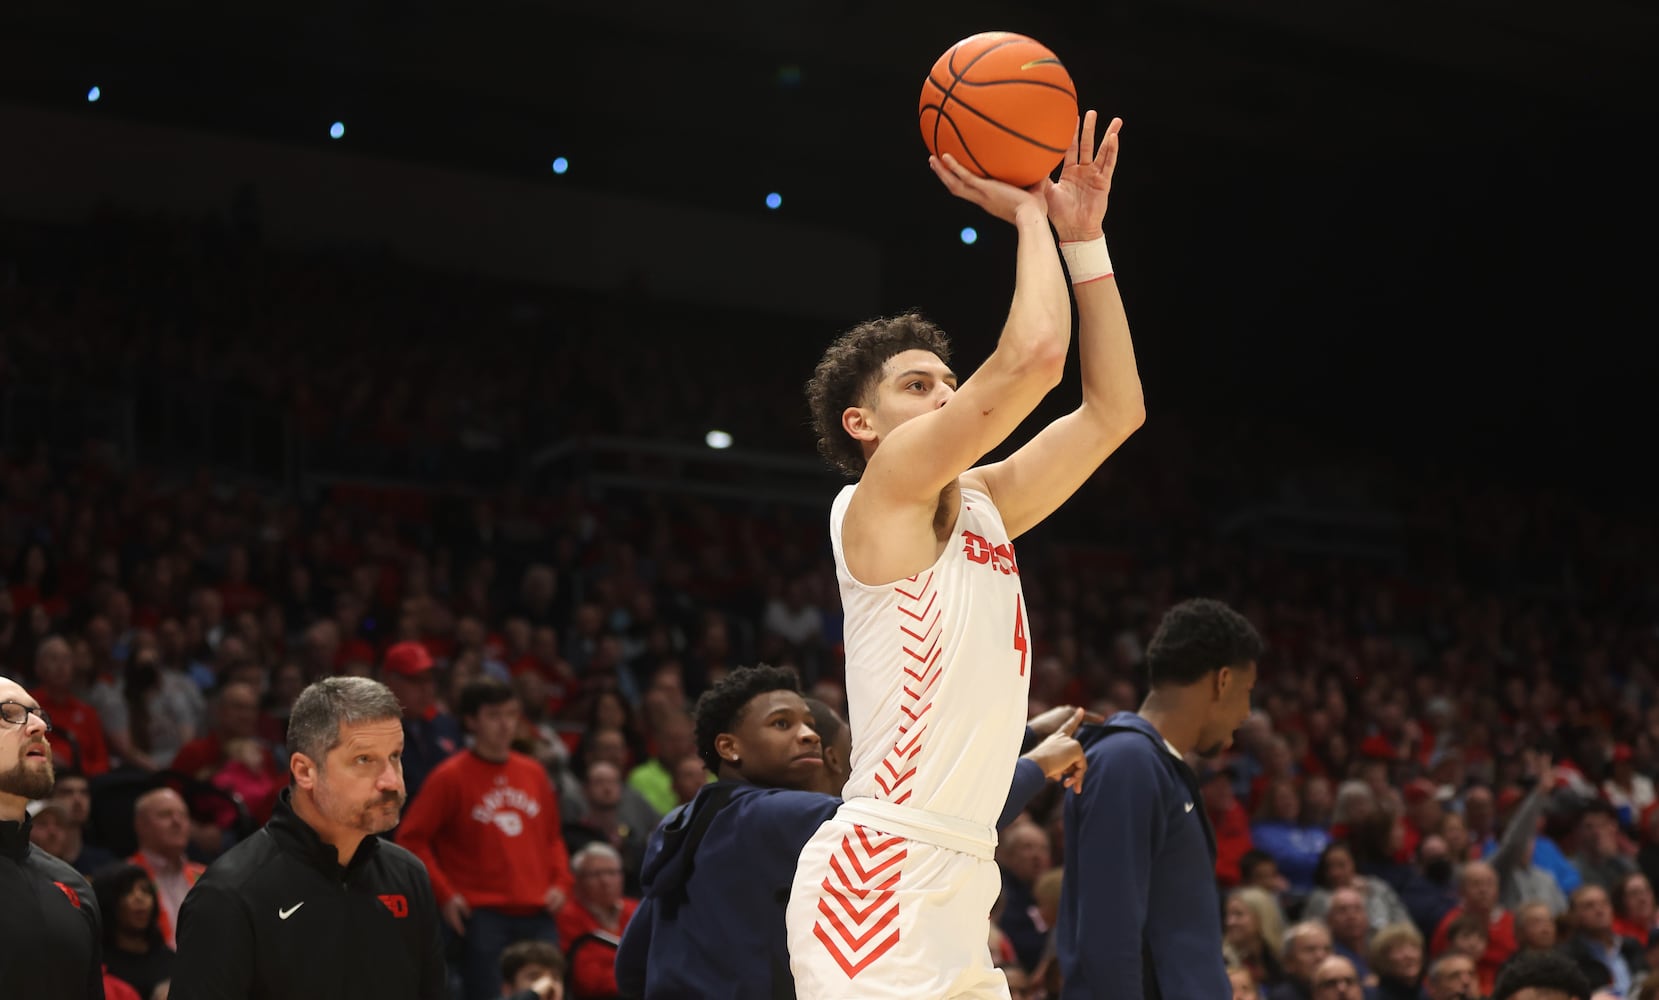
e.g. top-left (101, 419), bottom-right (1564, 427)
top-left (787, 110), bottom-right (1143, 999)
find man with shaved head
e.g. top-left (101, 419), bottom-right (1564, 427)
top-left (0, 672), bottom-right (105, 998)
top-left (129, 785), bottom-right (206, 949)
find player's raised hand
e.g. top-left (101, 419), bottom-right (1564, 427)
top-left (930, 153), bottom-right (1049, 225)
top-left (1027, 704), bottom-right (1106, 739)
top-left (1025, 708), bottom-right (1089, 794)
top-left (1042, 111), bottom-right (1122, 242)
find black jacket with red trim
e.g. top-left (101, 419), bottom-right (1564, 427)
top-left (0, 816), bottom-right (103, 1000)
top-left (170, 789), bottom-right (446, 1000)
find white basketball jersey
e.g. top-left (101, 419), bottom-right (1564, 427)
top-left (830, 483), bottom-right (1032, 828)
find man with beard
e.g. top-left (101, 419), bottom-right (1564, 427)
top-left (1057, 598), bottom-right (1264, 999)
top-left (0, 676), bottom-right (104, 999)
top-left (170, 677), bottom-right (446, 1000)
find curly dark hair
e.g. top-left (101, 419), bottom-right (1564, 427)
top-left (1489, 948), bottom-right (1592, 1000)
top-left (805, 311), bottom-right (953, 477)
top-left (692, 664), bottom-right (802, 771)
top-left (1145, 597), bottom-right (1265, 688)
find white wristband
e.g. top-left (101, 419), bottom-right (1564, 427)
top-left (1059, 237), bottom-right (1113, 285)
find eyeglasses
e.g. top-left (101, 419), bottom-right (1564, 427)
top-left (1315, 976), bottom-right (1359, 990)
top-left (0, 701), bottom-right (53, 732)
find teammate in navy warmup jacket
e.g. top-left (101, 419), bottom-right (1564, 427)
top-left (1058, 598), bottom-right (1264, 999)
top-left (615, 665), bottom-right (1088, 1000)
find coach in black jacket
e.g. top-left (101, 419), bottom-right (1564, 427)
top-left (0, 677), bottom-right (103, 1000)
top-left (171, 677), bottom-right (447, 1000)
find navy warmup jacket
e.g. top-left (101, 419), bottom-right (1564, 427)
top-left (1057, 713), bottom-right (1227, 1000)
top-left (616, 753), bottom-right (1046, 999)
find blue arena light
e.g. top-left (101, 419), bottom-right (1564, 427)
top-left (765, 192), bottom-right (782, 210)
top-left (960, 226), bottom-right (979, 245)
top-left (329, 122), bottom-right (346, 140)
top-left (551, 157), bottom-right (569, 175)
top-left (86, 86), bottom-right (101, 103)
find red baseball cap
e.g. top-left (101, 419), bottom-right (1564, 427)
top-left (381, 641), bottom-right (434, 678)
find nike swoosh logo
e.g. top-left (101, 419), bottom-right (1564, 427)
top-left (1184, 802), bottom-right (1194, 813)
top-left (279, 902), bottom-right (304, 920)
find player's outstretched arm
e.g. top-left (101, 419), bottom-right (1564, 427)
top-left (962, 113), bottom-right (1145, 540)
top-left (854, 157), bottom-right (1071, 515)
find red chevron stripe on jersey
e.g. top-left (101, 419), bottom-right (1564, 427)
top-left (878, 572), bottom-right (940, 804)
top-left (811, 826), bottom-right (906, 978)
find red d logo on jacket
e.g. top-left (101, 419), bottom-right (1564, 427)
top-left (378, 894), bottom-right (408, 918)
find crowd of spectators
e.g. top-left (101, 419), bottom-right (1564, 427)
top-left (3, 210), bottom-right (1658, 999)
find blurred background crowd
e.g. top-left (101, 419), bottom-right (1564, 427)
top-left (4, 208), bottom-right (1657, 1000)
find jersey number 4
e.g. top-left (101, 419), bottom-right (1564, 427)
top-left (1013, 596), bottom-right (1028, 676)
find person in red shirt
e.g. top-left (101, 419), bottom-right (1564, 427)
top-left (170, 682), bottom-right (289, 821)
top-left (1397, 777), bottom-right (1442, 863)
top-left (555, 843), bottom-right (639, 1000)
top-left (1202, 762), bottom-right (1254, 887)
top-left (1612, 871), bottom-right (1659, 946)
top-left (1430, 860), bottom-right (1517, 995)
top-left (398, 677), bottom-right (574, 1000)
top-left (217, 545), bottom-right (267, 617)
top-left (29, 635), bottom-right (110, 776)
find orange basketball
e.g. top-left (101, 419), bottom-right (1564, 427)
top-left (918, 32), bottom-right (1077, 188)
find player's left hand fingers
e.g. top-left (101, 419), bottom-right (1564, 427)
top-left (1063, 115), bottom-right (1082, 168)
top-left (1095, 117), bottom-right (1123, 177)
top-left (1077, 110), bottom-right (1098, 167)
